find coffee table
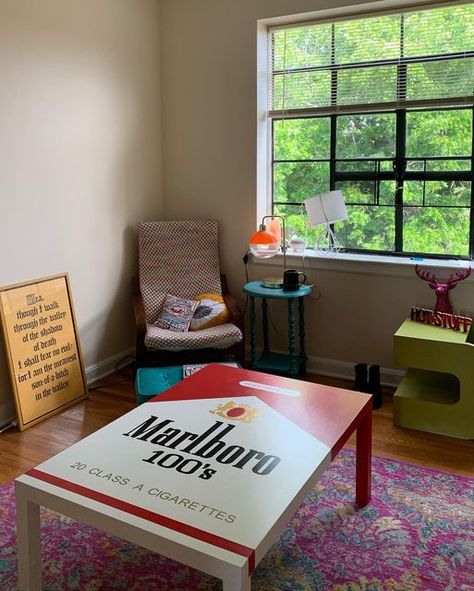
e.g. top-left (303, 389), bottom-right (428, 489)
top-left (16, 365), bottom-right (372, 590)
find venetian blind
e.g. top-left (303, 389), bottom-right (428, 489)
top-left (269, 3), bottom-right (474, 116)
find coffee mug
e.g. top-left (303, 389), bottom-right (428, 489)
top-left (283, 269), bottom-right (307, 291)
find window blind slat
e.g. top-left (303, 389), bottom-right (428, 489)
top-left (270, 4), bottom-right (474, 113)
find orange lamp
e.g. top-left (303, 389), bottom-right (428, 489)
top-left (248, 216), bottom-right (287, 288)
top-left (249, 226), bottom-right (280, 259)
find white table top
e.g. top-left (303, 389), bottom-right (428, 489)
top-left (17, 366), bottom-right (336, 573)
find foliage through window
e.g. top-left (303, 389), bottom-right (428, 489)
top-left (268, 4), bottom-right (474, 258)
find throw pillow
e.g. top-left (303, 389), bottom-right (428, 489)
top-left (190, 293), bottom-right (231, 331)
top-left (154, 294), bottom-right (199, 332)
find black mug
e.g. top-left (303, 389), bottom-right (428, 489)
top-left (283, 269), bottom-right (307, 291)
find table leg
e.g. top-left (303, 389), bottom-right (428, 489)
top-left (298, 297), bottom-right (306, 370)
top-left (249, 296), bottom-right (256, 367)
top-left (355, 408), bottom-right (372, 506)
top-left (287, 299), bottom-right (297, 375)
top-left (262, 298), bottom-right (269, 354)
top-left (16, 485), bottom-right (42, 591)
top-left (223, 569), bottom-right (251, 591)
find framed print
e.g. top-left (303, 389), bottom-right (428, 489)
top-left (0, 274), bottom-right (87, 430)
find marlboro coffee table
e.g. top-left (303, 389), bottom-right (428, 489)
top-left (16, 365), bottom-right (372, 591)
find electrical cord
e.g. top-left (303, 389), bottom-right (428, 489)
top-left (242, 251), bottom-right (250, 315)
top-left (242, 251), bottom-right (249, 283)
top-left (0, 420), bottom-right (17, 434)
top-left (88, 355), bottom-right (135, 391)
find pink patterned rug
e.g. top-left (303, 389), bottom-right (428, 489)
top-left (1, 450), bottom-right (473, 591)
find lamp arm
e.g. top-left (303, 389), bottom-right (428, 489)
top-left (260, 215), bottom-right (287, 270)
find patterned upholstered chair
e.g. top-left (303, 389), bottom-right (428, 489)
top-left (133, 220), bottom-right (244, 368)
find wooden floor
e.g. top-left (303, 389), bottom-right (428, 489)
top-left (1, 368), bottom-right (473, 484)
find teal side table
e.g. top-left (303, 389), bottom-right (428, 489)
top-left (243, 280), bottom-right (312, 376)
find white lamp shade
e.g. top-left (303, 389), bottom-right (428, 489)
top-left (304, 190), bottom-right (348, 226)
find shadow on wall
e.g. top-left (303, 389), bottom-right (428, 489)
top-left (80, 225), bottom-right (138, 376)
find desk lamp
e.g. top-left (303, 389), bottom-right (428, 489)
top-left (249, 215), bottom-right (286, 288)
top-left (304, 190), bottom-right (348, 255)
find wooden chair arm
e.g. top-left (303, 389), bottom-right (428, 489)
top-left (131, 276), bottom-right (146, 339)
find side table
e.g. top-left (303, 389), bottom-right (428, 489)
top-left (243, 280), bottom-right (312, 376)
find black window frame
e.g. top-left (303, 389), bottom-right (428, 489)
top-left (271, 105), bottom-right (474, 260)
top-left (268, 4), bottom-right (474, 260)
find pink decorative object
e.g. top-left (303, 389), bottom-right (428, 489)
top-left (415, 265), bottom-right (471, 315)
top-left (410, 306), bottom-right (472, 332)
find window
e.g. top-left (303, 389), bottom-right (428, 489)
top-left (265, 3), bottom-right (474, 258)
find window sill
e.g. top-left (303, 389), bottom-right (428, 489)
top-left (251, 250), bottom-right (474, 280)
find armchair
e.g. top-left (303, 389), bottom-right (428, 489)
top-left (133, 220), bottom-right (244, 368)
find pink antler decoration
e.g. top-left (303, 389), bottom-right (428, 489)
top-left (415, 265), bottom-right (471, 315)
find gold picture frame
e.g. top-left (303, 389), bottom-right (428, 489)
top-left (0, 274), bottom-right (87, 430)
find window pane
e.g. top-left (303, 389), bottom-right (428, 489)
top-left (274, 162), bottom-right (329, 203)
top-left (273, 204), bottom-right (312, 241)
top-left (272, 25), bottom-right (332, 71)
top-left (337, 205), bottom-right (395, 251)
top-left (274, 118), bottom-right (330, 160)
top-left (335, 14), bottom-right (400, 63)
top-left (406, 110), bottom-right (473, 157)
top-left (380, 161), bottom-right (393, 172)
top-left (407, 160), bottom-right (424, 172)
top-left (379, 181), bottom-right (397, 205)
top-left (404, 5), bottom-right (474, 57)
top-left (403, 207), bottom-right (470, 256)
top-left (406, 59), bottom-right (474, 103)
top-left (404, 181), bottom-right (424, 206)
top-left (425, 181), bottom-right (471, 207)
top-left (336, 181), bottom-right (375, 205)
top-left (426, 160), bottom-right (471, 173)
top-left (273, 71), bottom-right (331, 110)
top-left (337, 66), bottom-right (398, 105)
top-left (336, 113), bottom-right (396, 158)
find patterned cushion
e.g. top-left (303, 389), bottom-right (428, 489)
top-left (139, 221), bottom-right (222, 325)
top-left (190, 293), bottom-right (231, 331)
top-left (154, 294), bottom-right (199, 332)
top-left (145, 322), bottom-right (243, 352)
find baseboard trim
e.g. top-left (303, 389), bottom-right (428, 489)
top-left (0, 349), bottom-right (135, 430)
top-left (245, 347), bottom-right (404, 388)
top-left (304, 355), bottom-right (404, 388)
top-left (85, 348), bottom-right (135, 384)
top-left (0, 409), bottom-right (16, 430)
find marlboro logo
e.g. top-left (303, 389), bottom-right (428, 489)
top-left (210, 401), bottom-right (259, 423)
top-left (123, 411), bottom-right (280, 479)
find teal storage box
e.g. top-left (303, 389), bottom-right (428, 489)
top-left (135, 366), bottom-right (183, 404)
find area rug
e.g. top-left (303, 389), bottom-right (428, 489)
top-left (1, 450), bottom-right (473, 591)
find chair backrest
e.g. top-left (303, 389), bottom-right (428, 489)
top-left (138, 220), bottom-right (223, 323)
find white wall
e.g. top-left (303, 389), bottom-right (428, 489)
top-left (0, 0), bottom-right (162, 423)
top-left (159, 0), bottom-right (474, 378)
